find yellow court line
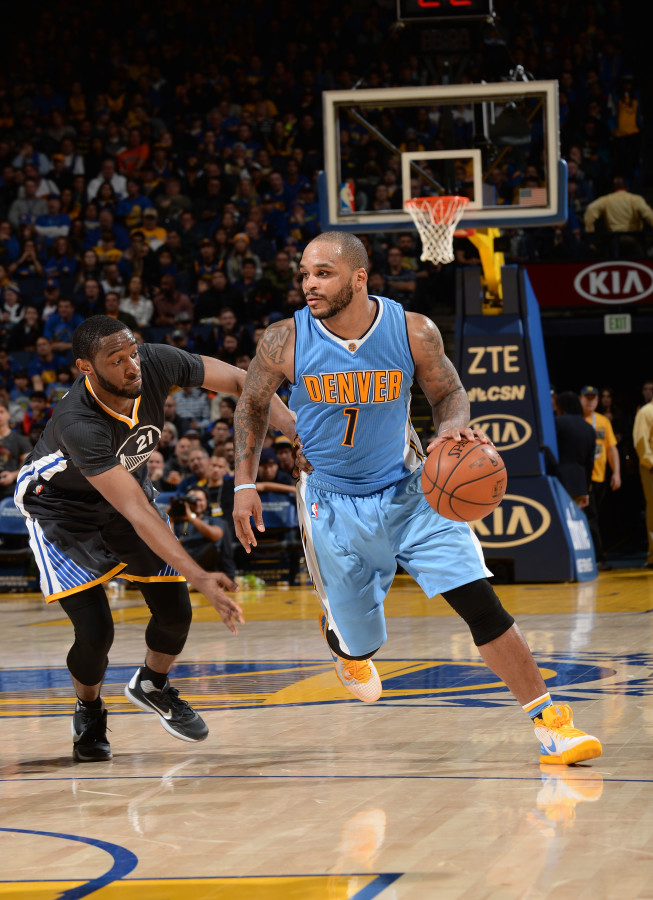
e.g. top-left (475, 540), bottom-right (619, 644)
top-left (0, 874), bottom-right (382, 899)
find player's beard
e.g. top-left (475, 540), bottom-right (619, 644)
top-left (307, 281), bottom-right (354, 320)
top-left (95, 370), bottom-right (142, 399)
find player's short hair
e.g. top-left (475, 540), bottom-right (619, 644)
top-left (309, 231), bottom-right (369, 273)
top-left (73, 315), bottom-right (132, 363)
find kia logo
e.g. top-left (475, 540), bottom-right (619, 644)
top-left (468, 414), bottom-right (532, 451)
top-left (573, 261), bottom-right (653, 304)
top-left (470, 494), bottom-right (551, 548)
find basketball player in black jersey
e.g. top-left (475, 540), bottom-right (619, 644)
top-left (15, 315), bottom-right (297, 762)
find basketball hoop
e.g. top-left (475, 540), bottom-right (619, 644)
top-left (404, 195), bottom-right (470, 265)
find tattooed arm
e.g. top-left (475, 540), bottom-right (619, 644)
top-left (231, 318), bottom-right (296, 550)
top-left (406, 313), bottom-right (489, 451)
top-left (200, 355), bottom-right (296, 440)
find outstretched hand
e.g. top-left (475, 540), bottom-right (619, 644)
top-left (194, 572), bottom-right (244, 635)
top-left (426, 426), bottom-right (492, 454)
top-left (233, 487), bottom-right (264, 553)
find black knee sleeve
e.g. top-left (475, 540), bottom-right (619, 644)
top-left (441, 578), bottom-right (514, 647)
top-left (139, 582), bottom-right (193, 657)
top-left (59, 585), bottom-right (114, 686)
top-left (325, 626), bottom-right (380, 661)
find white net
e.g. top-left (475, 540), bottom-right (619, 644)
top-left (404, 196), bottom-right (471, 265)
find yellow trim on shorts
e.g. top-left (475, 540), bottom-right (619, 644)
top-left (121, 574), bottom-right (187, 583)
top-left (44, 563), bottom-right (127, 603)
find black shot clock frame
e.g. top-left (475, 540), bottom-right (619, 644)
top-left (397, 0), bottom-right (495, 23)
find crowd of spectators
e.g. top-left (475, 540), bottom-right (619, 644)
top-left (0, 2), bottom-right (645, 478)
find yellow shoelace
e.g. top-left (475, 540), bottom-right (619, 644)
top-left (343, 660), bottom-right (373, 683)
top-left (543, 705), bottom-right (586, 737)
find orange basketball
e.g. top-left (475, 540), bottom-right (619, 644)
top-left (421, 438), bottom-right (507, 522)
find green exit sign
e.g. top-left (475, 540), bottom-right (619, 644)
top-left (604, 313), bottom-right (632, 334)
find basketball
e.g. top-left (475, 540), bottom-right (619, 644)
top-left (421, 438), bottom-right (506, 522)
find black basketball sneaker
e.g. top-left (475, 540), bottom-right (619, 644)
top-left (71, 700), bottom-right (112, 763)
top-left (124, 668), bottom-right (209, 742)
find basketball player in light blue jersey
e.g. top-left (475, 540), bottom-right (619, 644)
top-left (232, 232), bottom-right (602, 766)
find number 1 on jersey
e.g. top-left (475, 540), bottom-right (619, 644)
top-left (342, 406), bottom-right (359, 447)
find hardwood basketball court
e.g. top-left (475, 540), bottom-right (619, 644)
top-left (1, 568), bottom-right (651, 899)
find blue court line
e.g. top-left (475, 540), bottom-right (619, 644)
top-left (0, 827), bottom-right (137, 899)
top-left (1, 773), bottom-right (648, 784)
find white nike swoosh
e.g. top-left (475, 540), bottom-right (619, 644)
top-left (145, 698), bottom-right (173, 720)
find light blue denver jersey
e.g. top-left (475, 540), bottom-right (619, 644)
top-left (290, 296), bottom-right (424, 495)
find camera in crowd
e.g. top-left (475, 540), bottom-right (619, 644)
top-left (168, 493), bottom-right (199, 519)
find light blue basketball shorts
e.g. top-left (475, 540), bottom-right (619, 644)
top-left (296, 468), bottom-right (492, 657)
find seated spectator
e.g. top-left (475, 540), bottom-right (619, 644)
top-left (115, 177), bottom-right (154, 230)
top-left (44, 235), bottom-right (78, 277)
top-left (193, 270), bottom-right (241, 325)
top-left (75, 278), bottom-right (105, 319)
top-left (147, 449), bottom-right (166, 493)
top-left (8, 176), bottom-right (48, 229)
top-left (0, 398), bottom-right (31, 499)
top-left (205, 452), bottom-right (236, 541)
top-left (116, 127), bottom-right (151, 177)
top-left (103, 291), bottom-right (138, 330)
top-left (162, 433), bottom-right (194, 490)
top-left (117, 229), bottom-right (159, 285)
top-left (86, 157), bottom-right (127, 202)
top-left (1, 281), bottom-right (24, 325)
top-left (43, 296), bottom-right (84, 357)
top-left (225, 232), bottom-right (263, 283)
top-left (193, 238), bottom-right (222, 287)
top-left (8, 304), bottom-right (42, 352)
top-left (169, 486), bottom-right (237, 579)
top-left (177, 445), bottom-right (211, 494)
top-left (273, 435), bottom-right (296, 477)
top-left (100, 262), bottom-right (125, 298)
top-left (28, 335), bottom-right (68, 391)
top-left (157, 420), bottom-right (178, 462)
top-left (256, 447), bottom-right (295, 496)
top-left (120, 274), bottom-right (153, 328)
top-left (139, 208), bottom-right (167, 249)
top-left (9, 238), bottom-right (44, 280)
top-left (45, 365), bottom-right (74, 406)
top-left (152, 273), bottom-right (192, 327)
top-left (8, 371), bottom-right (32, 427)
top-left (94, 230), bottom-right (123, 266)
top-left (381, 245), bottom-right (417, 309)
top-left (174, 384), bottom-right (212, 432)
top-left (163, 394), bottom-right (192, 443)
top-left (21, 389), bottom-right (52, 437)
top-left (205, 418), bottom-right (232, 453)
top-left (34, 194), bottom-right (71, 247)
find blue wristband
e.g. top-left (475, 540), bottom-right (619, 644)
top-left (234, 483), bottom-right (257, 493)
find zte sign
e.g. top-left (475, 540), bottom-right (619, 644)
top-left (574, 262), bottom-right (653, 304)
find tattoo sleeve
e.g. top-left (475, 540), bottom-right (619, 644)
top-left (410, 315), bottom-right (470, 433)
top-left (233, 321), bottom-right (293, 479)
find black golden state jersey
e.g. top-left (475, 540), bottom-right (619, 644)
top-left (20, 343), bottom-right (204, 505)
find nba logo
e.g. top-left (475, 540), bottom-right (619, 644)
top-left (311, 502), bottom-right (318, 519)
top-left (339, 181), bottom-right (355, 214)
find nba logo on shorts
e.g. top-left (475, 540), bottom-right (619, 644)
top-left (311, 502), bottom-right (318, 519)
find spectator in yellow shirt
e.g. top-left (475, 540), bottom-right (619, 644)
top-left (580, 385), bottom-right (621, 571)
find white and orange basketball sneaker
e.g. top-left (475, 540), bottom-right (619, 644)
top-left (319, 614), bottom-right (382, 702)
top-left (533, 704), bottom-right (602, 765)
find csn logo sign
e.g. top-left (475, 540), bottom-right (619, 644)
top-left (573, 262), bottom-right (653, 305)
top-left (470, 494), bottom-right (551, 548)
top-left (468, 414), bottom-right (532, 452)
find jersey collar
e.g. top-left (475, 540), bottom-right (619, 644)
top-left (85, 376), bottom-right (141, 428)
top-left (314, 296), bottom-right (383, 353)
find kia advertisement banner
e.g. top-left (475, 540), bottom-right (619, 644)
top-left (526, 259), bottom-right (653, 307)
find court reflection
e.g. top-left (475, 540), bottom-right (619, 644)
top-left (527, 764), bottom-right (604, 836)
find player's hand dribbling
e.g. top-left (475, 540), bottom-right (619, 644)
top-left (194, 572), bottom-right (244, 635)
top-left (426, 426), bottom-right (493, 454)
